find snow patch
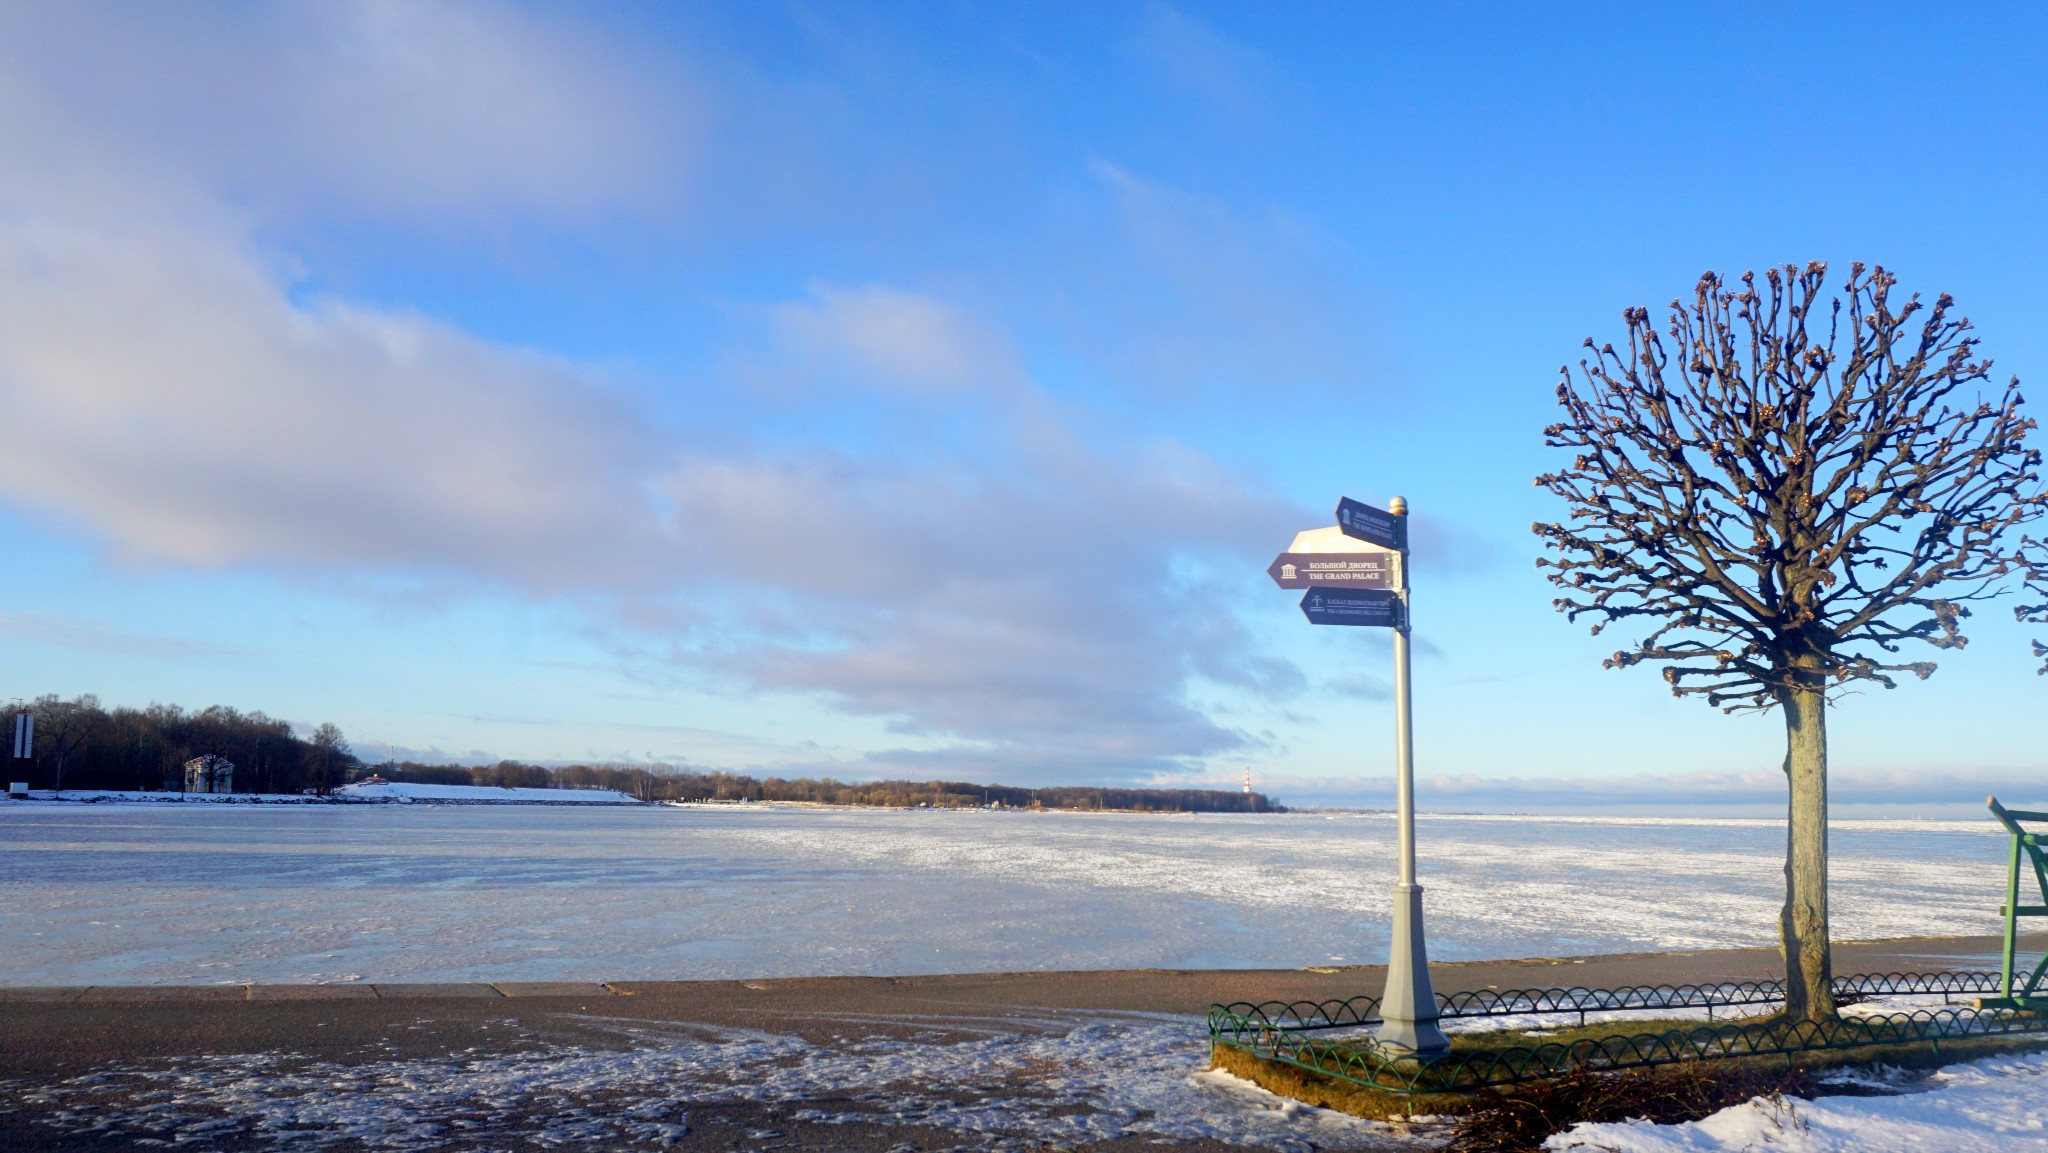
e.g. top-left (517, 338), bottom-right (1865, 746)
top-left (1547, 1050), bottom-right (2048, 1151)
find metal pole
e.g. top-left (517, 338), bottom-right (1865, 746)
top-left (1393, 625), bottom-right (1415, 888)
top-left (1375, 495), bottom-right (1448, 1053)
top-left (2004, 828), bottom-right (2022, 1003)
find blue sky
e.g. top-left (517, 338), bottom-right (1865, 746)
top-left (1, 2), bottom-right (2044, 809)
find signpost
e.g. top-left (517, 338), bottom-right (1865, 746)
top-left (1269, 548), bottom-right (1398, 593)
top-left (1269, 524), bottom-right (1401, 590)
top-left (1336, 496), bottom-right (1407, 551)
top-left (1277, 496), bottom-right (1447, 1054)
top-left (1299, 586), bottom-right (1403, 627)
top-left (1269, 555), bottom-right (1398, 589)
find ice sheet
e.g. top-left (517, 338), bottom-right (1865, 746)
top-left (0, 803), bottom-right (2012, 985)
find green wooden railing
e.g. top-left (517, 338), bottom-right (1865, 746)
top-left (1986, 795), bottom-right (2048, 1012)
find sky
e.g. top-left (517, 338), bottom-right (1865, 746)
top-left (0, 1), bottom-right (2044, 811)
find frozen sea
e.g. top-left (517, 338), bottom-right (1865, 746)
top-left (0, 802), bottom-right (2015, 985)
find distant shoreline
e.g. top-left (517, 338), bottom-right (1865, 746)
top-left (2, 788), bottom-right (1279, 814)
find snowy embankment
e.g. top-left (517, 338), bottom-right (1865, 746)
top-left (7, 789), bottom-right (323, 804)
top-left (333, 781), bottom-right (639, 804)
top-left (1548, 1050), bottom-right (2048, 1151)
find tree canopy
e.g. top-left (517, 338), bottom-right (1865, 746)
top-left (1536, 262), bottom-right (2046, 709)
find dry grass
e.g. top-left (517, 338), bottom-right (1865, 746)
top-left (1209, 1043), bottom-right (1458, 1119)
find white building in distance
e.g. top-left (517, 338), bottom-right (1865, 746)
top-left (183, 754), bottom-right (235, 795)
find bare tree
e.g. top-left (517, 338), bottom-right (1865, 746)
top-left (309, 723), bottom-right (351, 796)
top-left (1535, 263), bottom-right (2046, 1022)
top-left (31, 694), bottom-right (106, 796)
top-left (2020, 540), bottom-right (2048, 668)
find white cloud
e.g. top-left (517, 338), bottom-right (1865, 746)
top-left (0, 187), bottom-right (1302, 772)
top-left (0, 216), bottom-right (665, 590)
top-left (0, 1), bottom-right (699, 223)
top-left (766, 283), bottom-right (1022, 399)
top-left (640, 385), bottom-right (1305, 767)
top-left (0, 3), bottom-right (1327, 781)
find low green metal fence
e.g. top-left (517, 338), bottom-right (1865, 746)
top-left (1207, 970), bottom-right (2048, 1095)
top-left (1214, 969), bottom-right (2004, 1034)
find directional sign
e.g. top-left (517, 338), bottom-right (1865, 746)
top-left (1300, 586), bottom-right (1404, 628)
top-left (1268, 552), bottom-right (1397, 589)
top-left (1336, 497), bottom-right (1406, 551)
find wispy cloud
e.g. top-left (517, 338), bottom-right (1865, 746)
top-left (1134, 3), bottom-right (1275, 122)
top-left (761, 283), bottom-right (1025, 401)
top-left (0, 1), bottom-right (702, 224)
top-left (0, 3), bottom-right (1319, 780)
top-left (1075, 163), bottom-right (1373, 396)
top-left (0, 220), bottom-right (668, 587)
top-left (0, 612), bottom-right (241, 660)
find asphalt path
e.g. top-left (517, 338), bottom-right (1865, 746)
top-left (0, 935), bottom-right (2029, 1153)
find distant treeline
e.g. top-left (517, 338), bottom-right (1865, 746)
top-left (11, 694), bottom-right (354, 795)
top-left (11, 694), bottom-right (1280, 812)
top-left (370, 759), bottom-right (1282, 812)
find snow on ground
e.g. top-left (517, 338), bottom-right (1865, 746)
top-left (0, 803), bottom-right (2014, 985)
top-left (1547, 1050), bottom-right (2048, 1151)
top-left (14, 1012), bottom-right (1416, 1152)
top-left (17, 1004), bottom-right (2047, 1153)
top-left (333, 781), bottom-right (639, 804)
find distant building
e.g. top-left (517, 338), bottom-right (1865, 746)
top-left (183, 754), bottom-right (235, 795)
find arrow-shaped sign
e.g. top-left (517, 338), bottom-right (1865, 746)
top-left (1300, 586), bottom-right (1404, 628)
top-left (1268, 552), bottom-right (1397, 589)
top-left (1336, 497), bottom-right (1406, 551)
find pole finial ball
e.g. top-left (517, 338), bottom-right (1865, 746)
top-left (1388, 495), bottom-right (1408, 516)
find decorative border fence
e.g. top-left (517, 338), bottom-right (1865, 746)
top-left (1207, 970), bottom-right (2048, 1095)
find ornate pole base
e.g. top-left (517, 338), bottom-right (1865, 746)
top-left (1375, 882), bottom-right (1449, 1053)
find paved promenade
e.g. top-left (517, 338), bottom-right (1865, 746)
top-left (0, 935), bottom-right (2029, 1153)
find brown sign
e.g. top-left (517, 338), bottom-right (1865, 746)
top-left (1267, 552), bottom-right (1397, 589)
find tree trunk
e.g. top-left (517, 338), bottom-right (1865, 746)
top-left (1778, 679), bottom-right (1836, 1022)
